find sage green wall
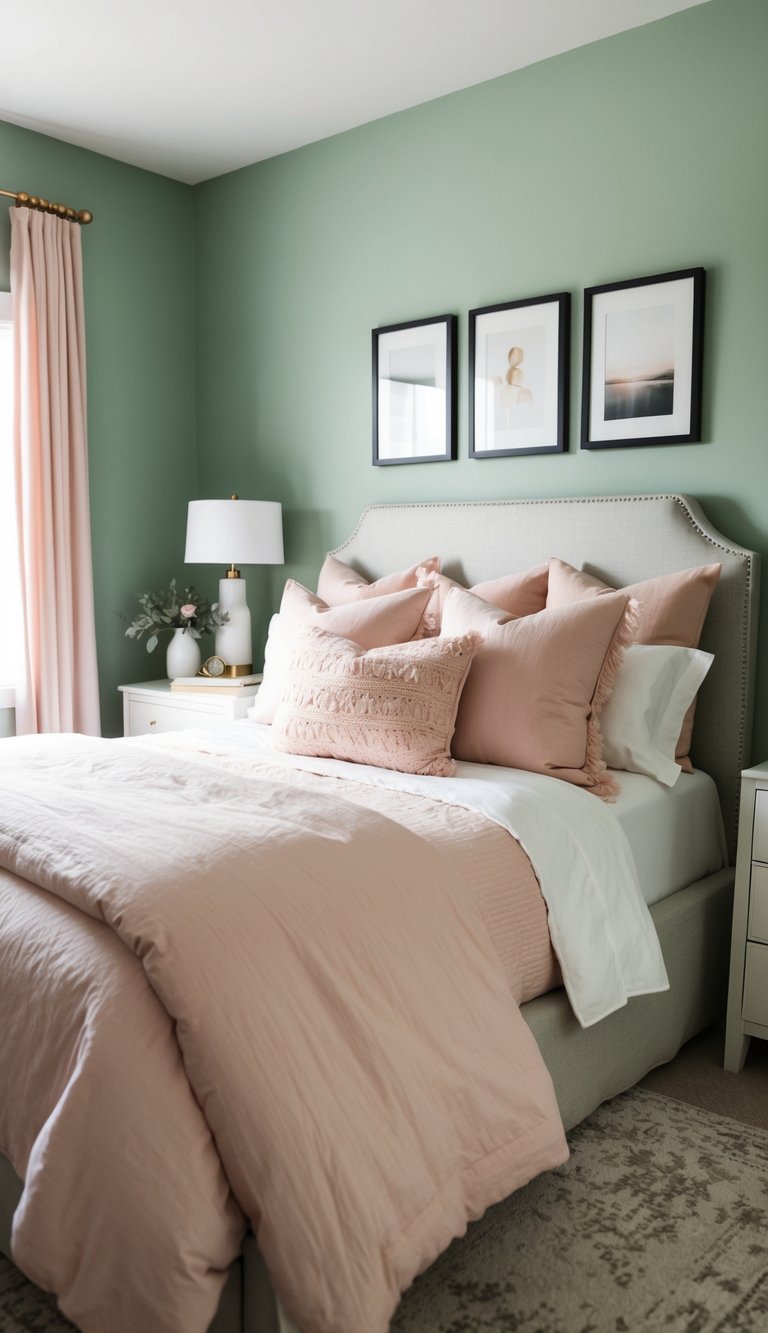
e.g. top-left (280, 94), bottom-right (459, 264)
top-left (3, 0), bottom-right (767, 749)
top-left (193, 0), bottom-right (768, 755)
top-left (0, 120), bottom-right (196, 735)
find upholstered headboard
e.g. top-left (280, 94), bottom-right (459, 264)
top-left (331, 494), bottom-right (759, 860)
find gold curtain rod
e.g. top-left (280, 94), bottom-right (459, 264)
top-left (0, 188), bottom-right (93, 225)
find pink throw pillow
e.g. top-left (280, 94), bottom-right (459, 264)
top-left (546, 558), bottom-right (721, 769)
top-left (250, 580), bottom-right (432, 724)
top-left (417, 563), bottom-right (549, 634)
top-left (272, 626), bottom-right (480, 776)
top-left (441, 586), bottom-right (636, 798)
top-left (317, 552), bottom-right (440, 604)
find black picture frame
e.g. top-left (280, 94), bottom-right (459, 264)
top-left (372, 314), bottom-right (457, 465)
top-left (468, 292), bottom-right (569, 458)
top-left (581, 267), bottom-right (705, 450)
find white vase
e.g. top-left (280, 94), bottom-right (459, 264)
top-left (166, 627), bottom-right (202, 680)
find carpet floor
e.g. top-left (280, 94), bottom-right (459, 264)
top-left (392, 1086), bottom-right (768, 1331)
top-left (2, 1025), bottom-right (768, 1332)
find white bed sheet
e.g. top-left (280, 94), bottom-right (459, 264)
top-left (609, 768), bottom-right (727, 906)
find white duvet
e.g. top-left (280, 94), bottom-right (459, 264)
top-left (136, 722), bottom-right (669, 1028)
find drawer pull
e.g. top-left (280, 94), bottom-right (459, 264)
top-left (149, 719), bottom-right (157, 727)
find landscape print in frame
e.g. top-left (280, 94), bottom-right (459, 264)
top-left (581, 267), bottom-right (705, 449)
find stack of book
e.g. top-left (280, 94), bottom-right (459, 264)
top-left (170, 673), bottom-right (262, 696)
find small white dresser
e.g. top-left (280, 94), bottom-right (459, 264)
top-left (0, 684), bottom-right (15, 738)
top-left (119, 679), bottom-right (260, 738)
top-left (724, 762), bottom-right (768, 1071)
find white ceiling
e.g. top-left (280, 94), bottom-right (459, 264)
top-left (0, 0), bottom-right (710, 186)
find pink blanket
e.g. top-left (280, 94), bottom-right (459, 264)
top-left (0, 734), bottom-right (567, 1332)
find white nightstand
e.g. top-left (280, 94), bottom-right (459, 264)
top-left (119, 679), bottom-right (260, 738)
top-left (724, 762), bottom-right (768, 1071)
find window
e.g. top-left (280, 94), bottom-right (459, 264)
top-left (0, 291), bottom-right (24, 694)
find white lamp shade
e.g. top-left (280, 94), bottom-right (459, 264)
top-left (185, 499), bottom-right (284, 566)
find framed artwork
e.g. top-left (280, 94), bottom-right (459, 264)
top-left (581, 267), bottom-right (705, 449)
top-left (469, 292), bottom-right (569, 458)
top-left (372, 314), bottom-right (457, 465)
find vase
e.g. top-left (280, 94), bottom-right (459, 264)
top-left (166, 627), bottom-right (202, 680)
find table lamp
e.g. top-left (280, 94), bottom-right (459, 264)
top-left (184, 495), bottom-right (284, 676)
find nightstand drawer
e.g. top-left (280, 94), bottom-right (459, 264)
top-left (743, 942), bottom-right (768, 1024)
top-left (752, 791), bottom-right (768, 862)
top-left (748, 863), bottom-right (768, 943)
top-left (127, 699), bottom-right (213, 735)
top-left (120, 680), bottom-right (261, 737)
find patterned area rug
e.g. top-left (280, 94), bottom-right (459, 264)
top-left (2, 1088), bottom-right (768, 1332)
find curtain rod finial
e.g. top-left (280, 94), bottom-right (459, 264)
top-left (2, 188), bottom-right (92, 224)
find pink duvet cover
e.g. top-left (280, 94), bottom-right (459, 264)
top-left (0, 733), bottom-right (567, 1333)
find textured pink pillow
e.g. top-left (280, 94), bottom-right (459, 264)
top-left (317, 552), bottom-right (440, 604)
top-left (250, 580), bottom-right (432, 724)
top-left (417, 563), bottom-right (549, 634)
top-left (546, 558), bottom-right (721, 769)
top-left (441, 586), bottom-right (636, 798)
top-left (272, 626), bottom-right (480, 776)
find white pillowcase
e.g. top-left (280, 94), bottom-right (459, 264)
top-left (600, 644), bottom-right (714, 787)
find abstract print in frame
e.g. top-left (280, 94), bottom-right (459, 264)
top-left (372, 314), bottom-right (457, 465)
top-left (581, 267), bottom-right (705, 449)
top-left (469, 292), bottom-right (570, 458)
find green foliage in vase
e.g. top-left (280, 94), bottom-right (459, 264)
top-left (123, 579), bottom-right (228, 653)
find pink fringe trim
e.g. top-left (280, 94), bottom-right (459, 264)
top-left (414, 566), bottom-right (445, 638)
top-left (415, 566), bottom-right (442, 591)
top-left (586, 596), bottom-right (640, 801)
top-left (292, 627), bottom-right (480, 675)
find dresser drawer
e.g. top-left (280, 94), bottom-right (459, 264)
top-left (127, 698), bottom-right (216, 736)
top-left (743, 942), bottom-right (768, 1025)
top-left (752, 790), bottom-right (768, 862)
top-left (749, 863), bottom-right (768, 944)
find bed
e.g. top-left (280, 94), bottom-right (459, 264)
top-left (0, 492), bottom-right (759, 1333)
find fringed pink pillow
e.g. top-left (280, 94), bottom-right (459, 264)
top-left (546, 558), bottom-right (721, 771)
top-left (317, 552), bottom-right (440, 604)
top-left (272, 626), bottom-right (480, 777)
top-left (416, 563), bottom-right (549, 636)
top-left (441, 586), bottom-right (637, 799)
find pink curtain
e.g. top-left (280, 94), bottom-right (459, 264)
top-left (10, 207), bottom-right (101, 735)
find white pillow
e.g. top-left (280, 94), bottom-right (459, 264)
top-left (600, 644), bottom-right (713, 786)
top-left (249, 612), bottom-right (285, 722)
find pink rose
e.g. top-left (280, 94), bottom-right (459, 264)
top-left (180, 604), bottom-right (196, 618)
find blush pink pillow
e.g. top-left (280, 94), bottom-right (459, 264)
top-left (250, 580), bottom-right (432, 724)
top-left (417, 563), bottom-right (549, 634)
top-left (441, 586), bottom-right (636, 798)
top-left (546, 558), bottom-right (721, 769)
top-left (272, 626), bottom-right (480, 776)
top-left (317, 552), bottom-right (440, 604)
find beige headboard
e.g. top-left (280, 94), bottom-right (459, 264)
top-left (332, 494), bottom-right (759, 860)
